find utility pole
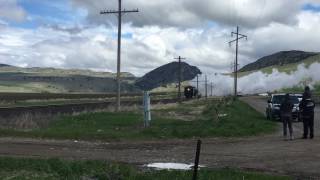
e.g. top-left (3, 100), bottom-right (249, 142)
top-left (196, 75), bottom-right (199, 91)
top-left (205, 75), bottom-right (208, 99)
top-left (196, 75), bottom-right (199, 99)
top-left (174, 56), bottom-right (186, 103)
top-left (210, 82), bottom-right (213, 97)
top-left (228, 26), bottom-right (247, 97)
top-left (100, 0), bottom-right (138, 111)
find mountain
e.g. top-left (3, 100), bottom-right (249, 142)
top-left (0, 65), bottom-right (139, 93)
top-left (239, 50), bottom-right (319, 72)
top-left (0, 62), bottom-right (202, 93)
top-left (135, 62), bottom-right (201, 90)
top-left (0, 64), bottom-right (12, 67)
top-left (0, 64), bottom-right (135, 78)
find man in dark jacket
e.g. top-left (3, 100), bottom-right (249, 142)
top-left (280, 93), bottom-right (294, 140)
top-left (299, 86), bottom-right (316, 139)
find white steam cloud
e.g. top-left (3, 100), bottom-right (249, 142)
top-left (192, 62), bottom-right (320, 96)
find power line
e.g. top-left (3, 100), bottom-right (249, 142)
top-left (228, 26), bottom-right (247, 97)
top-left (100, 0), bottom-right (139, 111)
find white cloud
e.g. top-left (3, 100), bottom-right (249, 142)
top-left (71, 0), bottom-right (316, 28)
top-left (0, 0), bottom-right (26, 22)
top-left (2, 8), bottom-right (320, 78)
top-left (1, 0), bottom-right (320, 95)
top-left (0, 23), bottom-right (237, 76)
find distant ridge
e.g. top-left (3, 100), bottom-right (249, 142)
top-left (239, 50), bottom-right (319, 72)
top-left (0, 64), bottom-right (135, 78)
top-left (0, 64), bottom-right (138, 93)
top-left (0, 64), bottom-right (12, 67)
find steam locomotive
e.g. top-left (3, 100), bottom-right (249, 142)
top-left (184, 86), bottom-right (198, 99)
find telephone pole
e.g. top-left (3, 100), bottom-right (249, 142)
top-left (100, 0), bottom-right (138, 111)
top-left (196, 75), bottom-right (199, 91)
top-left (228, 26), bottom-right (247, 97)
top-left (174, 56), bottom-right (186, 103)
top-left (205, 75), bottom-right (208, 99)
top-left (210, 82), bottom-right (213, 97)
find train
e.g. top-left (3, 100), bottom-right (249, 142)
top-left (184, 86), bottom-right (198, 99)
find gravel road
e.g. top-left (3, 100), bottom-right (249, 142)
top-left (241, 96), bottom-right (320, 137)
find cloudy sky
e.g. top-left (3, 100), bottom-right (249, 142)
top-left (1, 0), bottom-right (320, 77)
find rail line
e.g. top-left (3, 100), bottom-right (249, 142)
top-left (0, 98), bottom-right (183, 128)
top-left (0, 92), bottom-right (172, 101)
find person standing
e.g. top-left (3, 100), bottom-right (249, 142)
top-left (299, 86), bottom-right (316, 139)
top-left (280, 94), bottom-right (294, 140)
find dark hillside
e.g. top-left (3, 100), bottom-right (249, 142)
top-left (0, 64), bottom-right (12, 67)
top-left (135, 62), bottom-right (201, 90)
top-left (239, 50), bottom-right (319, 72)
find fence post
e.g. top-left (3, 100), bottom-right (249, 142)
top-left (143, 91), bottom-right (151, 127)
top-left (192, 139), bottom-right (202, 180)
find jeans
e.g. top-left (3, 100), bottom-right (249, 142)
top-left (303, 114), bottom-right (314, 138)
top-left (282, 114), bottom-right (293, 137)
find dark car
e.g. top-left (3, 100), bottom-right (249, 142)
top-left (266, 94), bottom-right (301, 121)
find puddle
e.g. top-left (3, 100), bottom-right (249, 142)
top-left (259, 93), bottom-right (269, 97)
top-left (218, 114), bottom-right (228, 117)
top-left (145, 163), bottom-right (205, 170)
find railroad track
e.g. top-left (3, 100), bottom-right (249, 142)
top-left (0, 92), bottom-right (171, 101)
top-left (0, 98), bottom-right (184, 129)
top-left (0, 98), bottom-right (180, 116)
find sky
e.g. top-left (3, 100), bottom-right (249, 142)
top-left (1, 0), bottom-right (320, 78)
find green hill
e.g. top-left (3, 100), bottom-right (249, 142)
top-left (235, 50), bottom-right (320, 94)
top-left (0, 65), bottom-right (139, 93)
top-left (236, 51), bottom-right (320, 77)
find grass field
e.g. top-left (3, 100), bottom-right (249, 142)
top-left (0, 157), bottom-right (292, 180)
top-left (0, 99), bottom-right (277, 140)
top-left (0, 81), bottom-right (66, 93)
top-left (280, 83), bottom-right (320, 94)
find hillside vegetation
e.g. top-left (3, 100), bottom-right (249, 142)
top-left (0, 65), bottom-right (138, 93)
top-left (0, 65), bottom-right (134, 78)
top-left (280, 83), bottom-right (320, 94)
top-left (239, 53), bottom-right (320, 77)
top-left (0, 62), bottom-right (201, 93)
top-left (239, 50), bottom-right (319, 73)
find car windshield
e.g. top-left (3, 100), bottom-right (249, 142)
top-left (272, 95), bottom-right (299, 104)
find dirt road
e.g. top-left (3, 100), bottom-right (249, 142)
top-left (241, 96), bottom-right (320, 137)
top-left (0, 96), bottom-right (319, 178)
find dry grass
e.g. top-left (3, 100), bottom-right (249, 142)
top-left (152, 99), bottom-right (207, 121)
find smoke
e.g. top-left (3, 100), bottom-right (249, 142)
top-left (191, 62), bottom-right (320, 96)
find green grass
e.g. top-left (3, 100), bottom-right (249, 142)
top-left (279, 83), bottom-right (320, 94)
top-left (0, 157), bottom-right (292, 180)
top-left (0, 99), bottom-right (277, 140)
top-left (280, 86), bottom-right (305, 93)
top-left (0, 81), bottom-right (66, 93)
